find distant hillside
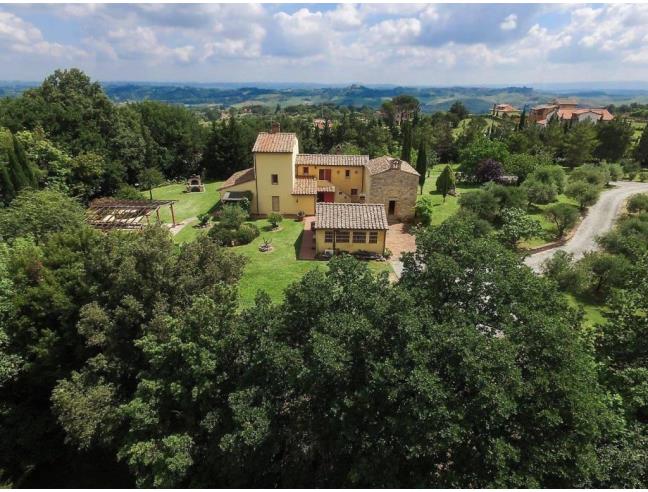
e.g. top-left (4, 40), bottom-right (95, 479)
top-left (3, 81), bottom-right (648, 113)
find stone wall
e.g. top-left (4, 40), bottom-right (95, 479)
top-left (367, 170), bottom-right (418, 222)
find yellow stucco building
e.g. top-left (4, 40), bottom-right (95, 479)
top-left (219, 124), bottom-right (419, 223)
top-left (314, 203), bottom-right (388, 256)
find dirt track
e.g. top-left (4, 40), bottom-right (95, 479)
top-left (524, 181), bottom-right (648, 272)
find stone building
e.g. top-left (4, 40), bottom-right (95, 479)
top-left (364, 156), bottom-right (419, 222)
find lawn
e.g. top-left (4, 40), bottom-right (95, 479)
top-left (419, 163), bottom-right (480, 226)
top-left (565, 293), bottom-right (607, 328)
top-left (175, 216), bottom-right (391, 308)
top-left (142, 180), bottom-right (223, 224)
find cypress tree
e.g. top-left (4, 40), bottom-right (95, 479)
top-left (415, 141), bottom-right (428, 194)
top-left (401, 123), bottom-right (412, 162)
top-left (635, 123), bottom-right (648, 167)
top-left (518, 106), bottom-right (527, 130)
top-left (436, 165), bottom-right (456, 202)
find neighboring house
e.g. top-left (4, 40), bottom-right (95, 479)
top-left (529, 98), bottom-right (613, 126)
top-left (219, 123), bottom-right (419, 221)
top-left (314, 203), bottom-right (388, 256)
top-left (492, 103), bottom-right (520, 117)
top-left (313, 118), bottom-right (333, 130)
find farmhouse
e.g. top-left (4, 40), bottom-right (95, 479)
top-left (219, 123), bottom-right (419, 222)
top-left (492, 103), bottom-right (520, 117)
top-left (529, 98), bottom-right (614, 126)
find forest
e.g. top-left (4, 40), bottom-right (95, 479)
top-left (1, 69), bottom-right (648, 487)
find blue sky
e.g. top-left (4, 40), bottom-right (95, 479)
top-left (1, 3), bottom-right (648, 85)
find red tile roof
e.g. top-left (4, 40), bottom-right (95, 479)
top-left (219, 167), bottom-right (255, 190)
top-left (365, 156), bottom-right (419, 176)
top-left (252, 132), bottom-right (297, 153)
top-left (292, 176), bottom-right (317, 195)
top-left (315, 203), bottom-right (388, 230)
top-left (296, 154), bottom-right (369, 167)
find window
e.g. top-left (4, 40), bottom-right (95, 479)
top-left (345, 169), bottom-right (350, 178)
top-left (353, 231), bottom-right (366, 243)
top-left (351, 188), bottom-right (358, 196)
top-left (271, 174), bottom-right (278, 185)
top-left (335, 230), bottom-right (350, 243)
top-left (319, 169), bottom-right (331, 181)
top-left (303, 167), bottom-right (309, 175)
top-left (272, 196), bottom-right (280, 212)
top-left (369, 231), bottom-right (378, 244)
top-left (324, 230), bottom-right (334, 243)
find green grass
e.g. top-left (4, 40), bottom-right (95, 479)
top-left (565, 293), bottom-right (607, 328)
top-left (419, 163), bottom-right (480, 225)
top-left (178, 217), bottom-right (391, 308)
top-left (142, 180), bottom-right (223, 223)
top-left (521, 194), bottom-right (580, 248)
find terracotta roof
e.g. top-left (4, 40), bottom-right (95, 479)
top-left (219, 167), bottom-right (255, 190)
top-left (317, 185), bottom-right (336, 193)
top-left (365, 156), bottom-right (419, 176)
top-left (252, 132), bottom-right (297, 153)
top-left (292, 177), bottom-right (317, 195)
top-left (555, 98), bottom-right (577, 106)
top-left (296, 154), bottom-right (369, 167)
top-left (556, 108), bottom-right (613, 121)
top-left (495, 104), bottom-right (518, 112)
top-left (315, 203), bottom-right (388, 230)
top-left (572, 108), bottom-right (614, 120)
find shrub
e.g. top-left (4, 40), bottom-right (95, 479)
top-left (114, 185), bottom-right (143, 200)
top-left (542, 251), bottom-right (582, 292)
top-left (566, 181), bottom-right (600, 211)
top-left (575, 252), bottom-right (631, 301)
top-left (622, 160), bottom-right (641, 180)
top-left (497, 207), bottom-right (542, 248)
top-left (483, 182), bottom-right (528, 211)
top-left (522, 179), bottom-right (557, 206)
top-left (570, 164), bottom-right (609, 187)
top-left (415, 196), bottom-right (434, 226)
top-left (529, 165), bottom-right (566, 193)
top-left (627, 193), bottom-right (648, 214)
top-left (475, 159), bottom-right (504, 183)
top-left (503, 152), bottom-right (553, 183)
top-left (458, 136), bottom-right (509, 176)
top-left (545, 203), bottom-right (580, 238)
top-left (459, 190), bottom-right (499, 223)
top-left (197, 213), bottom-right (211, 228)
top-left (237, 223), bottom-right (260, 244)
top-left (209, 222), bottom-right (259, 246)
top-left (268, 212), bottom-right (283, 229)
top-left (607, 163), bottom-right (624, 182)
top-left (219, 204), bottom-right (247, 229)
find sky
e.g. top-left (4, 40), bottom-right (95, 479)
top-left (1, 3), bottom-right (648, 86)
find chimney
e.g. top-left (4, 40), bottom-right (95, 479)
top-left (270, 121), bottom-right (280, 134)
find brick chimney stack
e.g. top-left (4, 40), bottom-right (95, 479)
top-left (270, 121), bottom-right (280, 134)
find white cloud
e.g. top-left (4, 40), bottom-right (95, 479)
top-left (500, 14), bottom-right (517, 31)
top-left (0, 11), bottom-right (42, 44)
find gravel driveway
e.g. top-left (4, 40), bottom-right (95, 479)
top-left (525, 181), bottom-right (648, 272)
